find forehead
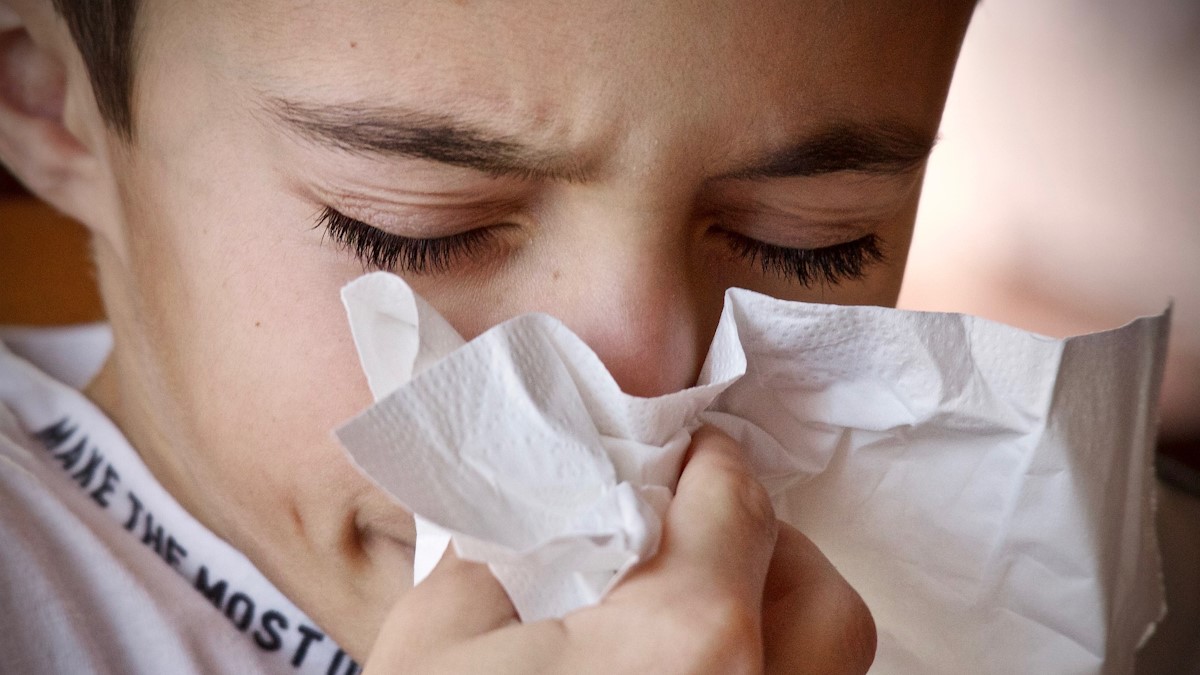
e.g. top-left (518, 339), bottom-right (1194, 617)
top-left (130, 1), bottom-right (971, 175)
top-left (140, 3), bottom-right (969, 108)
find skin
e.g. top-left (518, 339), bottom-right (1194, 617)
top-left (0, 0), bottom-right (973, 670)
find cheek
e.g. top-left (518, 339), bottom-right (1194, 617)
top-left (120, 163), bottom-right (375, 503)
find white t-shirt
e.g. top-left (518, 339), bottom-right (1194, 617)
top-left (0, 326), bottom-right (359, 675)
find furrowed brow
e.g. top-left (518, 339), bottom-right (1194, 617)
top-left (265, 98), bottom-right (591, 182)
top-left (726, 121), bottom-right (937, 180)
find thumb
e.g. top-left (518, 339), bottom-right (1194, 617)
top-left (367, 548), bottom-right (517, 669)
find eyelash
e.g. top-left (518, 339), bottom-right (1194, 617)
top-left (718, 230), bottom-right (886, 287)
top-left (318, 207), bottom-right (497, 274)
top-left (318, 206), bottom-right (885, 286)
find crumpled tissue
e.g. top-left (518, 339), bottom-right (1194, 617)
top-left (335, 271), bottom-right (1169, 675)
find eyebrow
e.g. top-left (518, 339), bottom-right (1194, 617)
top-left (723, 122), bottom-right (937, 180)
top-left (266, 98), bottom-right (592, 182)
top-left (266, 97), bottom-right (935, 182)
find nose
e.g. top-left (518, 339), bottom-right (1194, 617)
top-left (562, 262), bottom-right (703, 398)
top-left (527, 210), bottom-right (718, 399)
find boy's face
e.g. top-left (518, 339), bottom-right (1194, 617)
top-left (80, 0), bottom-right (972, 657)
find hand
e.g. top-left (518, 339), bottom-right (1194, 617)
top-left (365, 426), bottom-right (876, 674)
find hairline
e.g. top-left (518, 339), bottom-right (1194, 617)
top-left (52, 0), bottom-right (141, 141)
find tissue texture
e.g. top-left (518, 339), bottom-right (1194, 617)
top-left (336, 272), bottom-right (1168, 675)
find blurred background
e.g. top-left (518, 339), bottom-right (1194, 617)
top-left (902, 0), bottom-right (1199, 455)
top-left (1, 0), bottom-right (1197, 670)
top-left (0, 170), bottom-right (101, 326)
top-left (899, 2), bottom-right (1199, 671)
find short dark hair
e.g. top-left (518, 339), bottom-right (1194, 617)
top-left (52, 0), bottom-right (139, 140)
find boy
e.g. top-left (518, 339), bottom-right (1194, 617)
top-left (0, 1), bottom-right (976, 671)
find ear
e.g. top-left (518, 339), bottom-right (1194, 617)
top-left (0, 1), bottom-right (122, 242)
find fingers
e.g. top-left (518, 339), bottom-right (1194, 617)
top-left (762, 522), bottom-right (877, 675)
top-left (365, 549), bottom-right (518, 671)
top-left (366, 425), bottom-right (875, 675)
top-left (643, 425), bottom-right (874, 675)
top-left (593, 425), bottom-right (779, 672)
top-left (657, 425), bottom-right (778, 602)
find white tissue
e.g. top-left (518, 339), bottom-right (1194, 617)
top-left (335, 271), bottom-right (1169, 675)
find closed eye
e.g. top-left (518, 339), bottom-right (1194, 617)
top-left (715, 229), bottom-right (886, 287)
top-left (319, 205), bottom-right (885, 287)
top-left (317, 207), bottom-right (498, 274)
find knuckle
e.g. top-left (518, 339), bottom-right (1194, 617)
top-left (689, 427), bottom-right (776, 536)
top-left (721, 467), bottom-right (777, 537)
